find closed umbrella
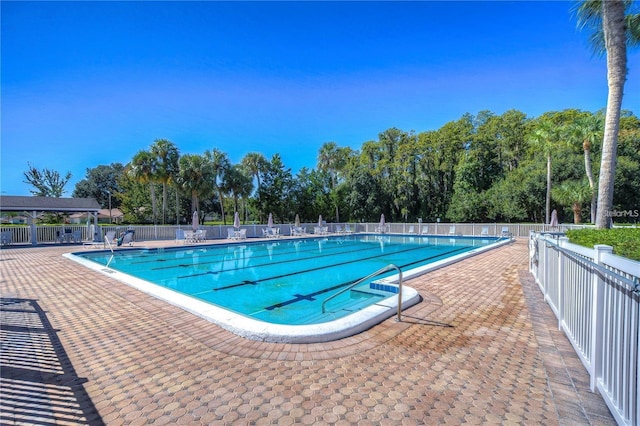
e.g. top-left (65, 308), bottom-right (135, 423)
top-left (318, 215), bottom-right (323, 227)
top-left (379, 213), bottom-right (385, 233)
top-left (295, 214), bottom-right (300, 228)
top-left (234, 211), bottom-right (240, 229)
top-left (192, 210), bottom-right (199, 231)
top-left (268, 213), bottom-right (274, 228)
top-left (550, 209), bottom-right (558, 228)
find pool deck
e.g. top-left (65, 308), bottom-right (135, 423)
top-left (1, 238), bottom-right (615, 425)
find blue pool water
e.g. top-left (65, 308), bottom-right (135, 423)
top-left (73, 235), bottom-right (501, 326)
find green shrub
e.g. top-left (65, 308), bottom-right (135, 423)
top-left (565, 228), bottom-right (640, 261)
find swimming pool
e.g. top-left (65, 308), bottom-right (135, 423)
top-left (67, 234), bottom-right (508, 342)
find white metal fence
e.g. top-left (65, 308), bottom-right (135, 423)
top-left (530, 232), bottom-right (640, 425)
top-left (0, 222), bottom-right (586, 246)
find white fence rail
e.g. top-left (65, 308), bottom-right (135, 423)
top-left (530, 232), bottom-right (640, 425)
top-left (0, 222), bottom-right (586, 246)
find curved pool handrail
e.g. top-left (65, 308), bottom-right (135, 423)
top-left (321, 263), bottom-right (404, 321)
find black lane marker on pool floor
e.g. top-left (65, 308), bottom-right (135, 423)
top-left (154, 238), bottom-right (369, 271)
top-left (260, 245), bottom-right (473, 311)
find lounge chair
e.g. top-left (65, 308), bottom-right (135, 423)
top-left (117, 230), bottom-right (135, 247)
top-left (237, 229), bottom-right (247, 240)
top-left (227, 228), bottom-right (238, 240)
top-left (176, 229), bottom-right (186, 244)
top-left (408, 225), bottom-right (415, 234)
top-left (344, 224), bottom-right (354, 234)
top-left (1, 231), bottom-right (12, 246)
top-left (480, 226), bottom-right (489, 237)
top-left (103, 231), bottom-right (116, 250)
top-left (449, 226), bottom-right (456, 235)
top-left (501, 227), bottom-right (513, 239)
top-left (72, 231), bottom-right (83, 243)
top-left (194, 229), bottom-right (206, 242)
top-left (420, 225), bottom-right (428, 235)
top-left (335, 225), bottom-right (343, 234)
top-left (292, 227), bottom-right (305, 237)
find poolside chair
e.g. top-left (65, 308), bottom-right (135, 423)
top-left (117, 230), bottom-right (135, 247)
top-left (408, 225), bottom-right (415, 234)
top-left (195, 229), bottom-right (207, 242)
top-left (449, 226), bottom-right (456, 235)
top-left (237, 229), bottom-right (247, 240)
top-left (176, 229), bottom-right (186, 244)
top-left (344, 224), bottom-right (354, 234)
top-left (72, 231), bottom-right (83, 243)
top-left (420, 225), bottom-right (428, 235)
top-left (501, 227), bottom-right (513, 239)
top-left (480, 226), bottom-right (489, 237)
top-left (1, 231), bottom-right (12, 246)
top-left (335, 225), bottom-right (343, 234)
top-left (227, 228), bottom-right (238, 240)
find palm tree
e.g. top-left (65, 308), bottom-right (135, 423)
top-left (576, 0), bottom-right (640, 228)
top-left (566, 113), bottom-right (604, 223)
top-left (176, 154), bottom-right (214, 218)
top-left (528, 119), bottom-right (562, 224)
top-left (128, 150), bottom-right (158, 224)
top-left (206, 149), bottom-right (231, 224)
top-left (150, 139), bottom-right (179, 225)
top-left (318, 142), bottom-right (350, 223)
top-left (241, 152), bottom-right (267, 221)
top-left (551, 180), bottom-right (592, 224)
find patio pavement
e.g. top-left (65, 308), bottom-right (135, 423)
top-left (0, 238), bottom-right (616, 425)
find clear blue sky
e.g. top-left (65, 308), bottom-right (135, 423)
top-left (2, 1), bottom-right (638, 196)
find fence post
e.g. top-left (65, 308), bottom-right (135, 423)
top-left (590, 244), bottom-right (613, 391)
top-left (557, 237), bottom-right (569, 330)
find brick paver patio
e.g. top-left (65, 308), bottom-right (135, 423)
top-left (1, 239), bottom-right (615, 424)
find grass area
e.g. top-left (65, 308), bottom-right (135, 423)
top-left (565, 228), bottom-right (640, 261)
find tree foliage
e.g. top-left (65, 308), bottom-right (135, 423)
top-left (23, 162), bottom-right (72, 197)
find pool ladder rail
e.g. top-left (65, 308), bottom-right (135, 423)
top-left (321, 264), bottom-right (404, 322)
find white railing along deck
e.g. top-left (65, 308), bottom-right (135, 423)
top-left (530, 232), bottom-right (640, 426)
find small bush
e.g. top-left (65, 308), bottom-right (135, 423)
top-left (565, 228), bottom-right (640, 261)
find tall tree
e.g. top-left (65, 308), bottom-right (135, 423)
top-left (150, 139), bottom-right (180, 225)
top-left (317, 142), bottom-right (351, 222)
top-left (576, 0), bottom-right (640, 228)
top-left (566, 113), bottom-right (603, 223)
top-left (128, 150), bottom-right (158, 224)
top-left (206, 149), bottom-right (231, 224)
top-left (72, 163), bottom-right (125, 208)
top-left (528, 118), bottom-right (562, 224)
top-left (241, 152), bottom-right (267, 221)
top-left (23, 162), bottom-right (71, 197)
top-left (176, 154), bottom-right (214, 218)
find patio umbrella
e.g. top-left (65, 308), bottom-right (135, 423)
top-left (318, 215), bottom-right (323, 227)
top-left (192, 210), bottom-right (199, 231)
top-left (380, 213), bottom-right (385, 229)
top-left (268, 213), bottom-right (274, 228)
top-left (550, 209), bottom-right (558, 227)
top-left (295, 214), bottom-right (300, 228)
top-left (234, 211), bottom-right (240, 229)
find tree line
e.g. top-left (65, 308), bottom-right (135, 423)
top-left (63, 108), bottom-right (639, 226)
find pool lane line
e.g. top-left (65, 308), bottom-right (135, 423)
top-left (149, 238), bottom-right (370, 270)
top-left (205, 244), bottom-right (472, 295)
top-left (256, 245), bottom-right (473, 312)
top-left (178, 242), bottom-right (390, 279)
top-left (179, 239), bottom-right (449, 281)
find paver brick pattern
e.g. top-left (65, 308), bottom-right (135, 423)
top-left (0, 239), bottom-right (615, 425)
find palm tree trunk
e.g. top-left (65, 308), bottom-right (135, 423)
top-left (583, 147), bottom-right (596, 223)
top-left (546, 153), bottom-right (552, 225)
top-left (596, 0), bottom-right (627, 229)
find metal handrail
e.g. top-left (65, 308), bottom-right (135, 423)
top-left (321, 264), bottom-right (404, 321)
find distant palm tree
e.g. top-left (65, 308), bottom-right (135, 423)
top-left (207, 149), bottom-right (231, 224)
top-left (241, 152), bottom-right (267, 221)
top-left (565, 113), bottom-right (603, 223)
top-left (128, 150), bottom-right (158, 223)
top-left (576, 0), bottom-right (640, 228)
top-left (552, 180), bottom-right (592, 224)
top-left (150, 139), bottom-right (179, 225)
top-left (528, 119), bottom-right (562, 224)
top-left (177, 154), bottom-right (214, 217)
top-left (318, 142), bottom-right (350, 223)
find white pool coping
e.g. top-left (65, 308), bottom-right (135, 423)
top-left (64, 236), bottom-right (511, 343)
